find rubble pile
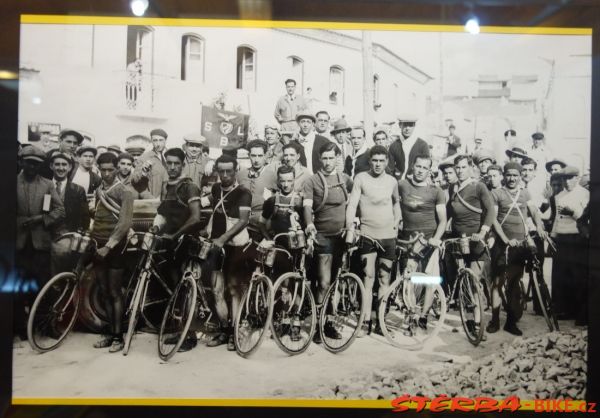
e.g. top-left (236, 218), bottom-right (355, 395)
top-left (319, 329), bottom-right (587, 400)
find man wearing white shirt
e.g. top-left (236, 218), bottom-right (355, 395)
top-left (71, 145), bottom-right (101, 197)
top-left (294, 113), bottom-right (334, 175)
top-left (388, 115), bottom-right (430, 180)
top-left (550, 166), bottom-right (589, 325)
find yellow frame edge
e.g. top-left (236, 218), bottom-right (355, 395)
top-left (20, 14), bottom-right (592, 35)
top-left (12, 398), bottom-right (587, 411)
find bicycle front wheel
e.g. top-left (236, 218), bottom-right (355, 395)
top-left (270, 273), bottom-right (316, 355)
top-left (531, 268), bottom-right (559, 332)
top-left (158, 275), bottom-right (197, 361)
top-left (319, 273), bottom-right (366, 354)
top-left (122, 270), bottom-right (148, 356)
top-left (457, 268), bottom-right (485, 346)
top-left (234, 274), bottom-right (274, 358)
top-left (27, 272), bottom-right (81, 353)
top-left (379, 273), bottom-right (447, 350)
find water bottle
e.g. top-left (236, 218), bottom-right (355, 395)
top-left (460, 233), bottom-right (471, 255)
top-left (142, 232), bottom-right (154, 251)
top-left (79, 232), bottom-right (91, 253)
top-left (70, 232), bottom-right (82, 252)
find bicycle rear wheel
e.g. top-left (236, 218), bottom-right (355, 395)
top-left (234, 274), bottom-right (274, 358)
top-left (531, 267), bottom-right (559, 332)
top-left (457, 268), bottom-right (485, 346)
top-left (158, 275), bottom-right (197, 361)
top-left (379, 273), bottom-right (447, 350)
top-left (270, 272), bottom-right (316, 355)
top-left (319, 273), bottom-right (366, 354)
top-left (27, 272), bottom-right (80, 353)
top-left (122, 270), bottom-right (148, 356)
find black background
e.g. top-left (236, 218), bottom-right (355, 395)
top-left (0, 1), bottom-right (598, 417)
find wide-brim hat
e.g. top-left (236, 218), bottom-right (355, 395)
top-left (124, 146), bottom-right (146, 155)
top-left (76, 145), bottom-right (98, 157)
top-left (505, 147), bottom-right (528, 160)
top-left (59, 129), bottom-right (84, 145)
top-left (545, 158), bottom-right (567, 173)
top-left (295, 113), bottom-right (316, 124)
top-left (559, 165), bottom-right (580, 178)
top-left (330, 118), bottom-right (352, 134)
top-left (531, 132), bottom-right (545, 140)
top-left (107, 144), bottom-right (122, 153)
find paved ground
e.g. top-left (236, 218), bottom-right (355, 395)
top-left (13, 308), bottom-right (572, 400)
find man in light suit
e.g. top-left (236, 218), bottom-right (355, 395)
top-left (16, 146), bottom-right (65, 340)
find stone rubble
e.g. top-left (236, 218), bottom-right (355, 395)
top-left (319, 329), bottom-right (587, 400)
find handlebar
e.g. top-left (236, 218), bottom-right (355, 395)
top-left (254, 240), bottom-right (293, 260)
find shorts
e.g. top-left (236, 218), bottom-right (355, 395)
top-left (223, 244), bottom-right (253, 286)
top-left (95, 239), bottom-right (127, 269)
top-left (314, 232), bottom-right (344, 258)
top-left (358, 237), bottom-right (395, 260)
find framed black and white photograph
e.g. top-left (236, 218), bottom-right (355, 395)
top-left (6, 7), bottom-right (595, 413)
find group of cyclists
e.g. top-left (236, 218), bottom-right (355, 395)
top-left (22, 112), bottom-right (576, 360)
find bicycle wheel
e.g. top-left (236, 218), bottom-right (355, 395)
top-left (234, 274), bottom-right (274, 358)
top-left (319, 273), bottom-right (366, 354)
top-left (379, 273), bottom-right (447, 350)
top-left (457, 268), bottom-right (485, 346)
top-left (158, 275), bottom-right (197, 361)
top-left (531, 268), bottom-right (559, 332)
top-left (122, 270), bottom-right (148, 356)
top-left (27, 272), bottom-right (80, 353)
top-left (270, 272), bottom-right (316, 355)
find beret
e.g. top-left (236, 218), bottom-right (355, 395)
top-left (150, 128), bottom-right (168, 139)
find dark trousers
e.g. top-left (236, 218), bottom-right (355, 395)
top-left (551, 233), bottom-right (588, 321)
top-left (14, 238), bottom-right (51, 337)
top-left (494, 245), bottom-right (528, 322)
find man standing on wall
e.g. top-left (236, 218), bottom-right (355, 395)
top-left (274, 79), bottom-right (307, 133)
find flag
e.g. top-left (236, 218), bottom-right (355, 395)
top-left (201, 106), bottom-right (249, 148)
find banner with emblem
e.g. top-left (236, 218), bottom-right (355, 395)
top-left (201, 105), bottom-right (249, 148)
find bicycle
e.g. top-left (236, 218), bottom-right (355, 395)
top-left (501, 238), bottom-right (559, 332)
top-left (319, 230), bottom-right (366, 353)
top-left (122, 231), bottom-right (173, 356)
top-left (157, 235), bottom-right (221, 361)
top-left (269, 231), bottom-right (317, 355)
top-left (232, 239), bottom-right (276, 358)
top-left (27, 231), bottom-right (97, 352)
top-left (377, 232), bottom-right (447, 350)
top-left (440, 236), bottom-right (488, 346)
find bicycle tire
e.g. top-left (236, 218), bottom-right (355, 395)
top-left (234, 274), bottom-right (274, 358)
top-left (531, 268), bottom-right (559, 332)
top-left (457, 268), bottom-right (485, 346)
top-left (122, 270), bottom-right (148, 356)
top-left (379, 272), bottom-right (447, 350)
top-left (319, 272), bottom-right (366, 354)
top-left (270, 272), bottom-right (316, 355)
top-left (27, 272), bottom-right (81, 353)
top-left (157, 275), bottom-right (197, 361)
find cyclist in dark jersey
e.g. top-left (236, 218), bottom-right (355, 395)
top-left (151, 147), bottom-right (203, 351)
top-left (488, 162), bottom-right (546, 336)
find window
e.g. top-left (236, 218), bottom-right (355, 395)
top-left (125, 26), bottom-right (153, 110)
top-left (329, 65), bottom-right (344, 105)
top-left (287, 56), bottom-right (304, 93)
top-left (236, 46), bottom-right (256, 91)
top-left (181, 34), bottom-right (204, 81)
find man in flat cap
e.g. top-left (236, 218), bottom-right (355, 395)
top-left (529, 132), bottom-right (551, 169)
top-left (124, 145), bottom-right (146, 162)
top-left (132, 128), bottom-right (169, 198)
top-left (294, 113), bottom-right (334, 174)
top-left (49, 152), bottom-right (91, 276)
top-left (330, 118), bottom-right (353, 174)
top-left (488, 162), bottom-right (547, 336)
top-left (473, 149), bottom-right (496, 185)
top-left (550, 166), bottom-right (589, 326)
top-left (182, 133), bottom-right (214, 189)
top-left (15, 146), bottom-right (65, 340)
top-left (445, 124), bottom-right (462, 157)
top-left (388, 115), bottom-right (430, 180)
top-left (71, 146), bottom-right (102, 201)
top-left (107, 145), bottom-right (122, 157)
top-left (274, 78), bottom-right (308, 133)
top-left (40, 129), bottom-right (84, 179)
